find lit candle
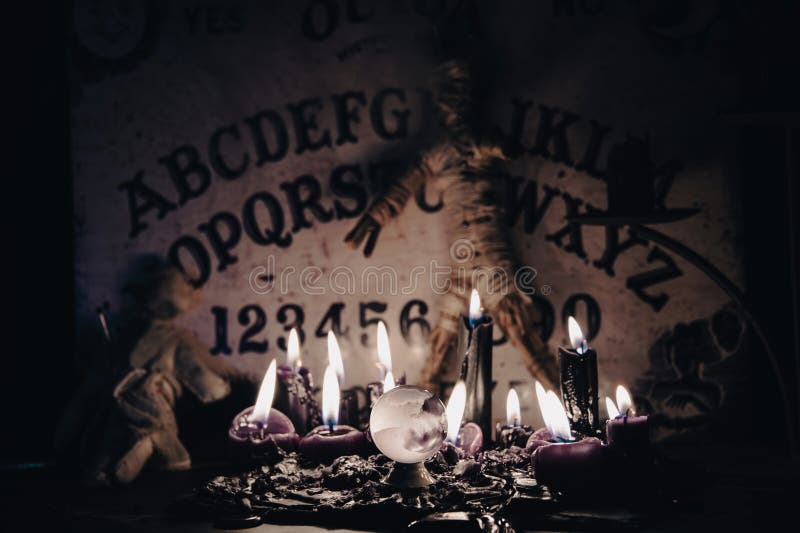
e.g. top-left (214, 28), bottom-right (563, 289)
top-left (468, 288), bottom-right (484, 328)
top-left (441, 381), bottom-right (483, 460)
top-left (495, 388), bottom-right (533, 448)
top-left (298, 365), bottom-right (369, 464)
top-left (457, 289), bottom-right (493, 440)
top-left (228, 359), bottom-right (299, 467)
top-left (367, 321), bottom-right (397, 407)
top-left (327, 331), bottom-right (358, 427)
top-left (605, 385), bottom-right (651, 459)
top-left (528, 381), bottom-right (607, 494)
top-left (275, 328), bottom-right (320, 435)
top-left (558, 316), bottom-right (600, 436)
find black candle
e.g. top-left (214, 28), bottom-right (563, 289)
top-left (458, 290), bottom-right (493, 440)
top-left (558, 316), bottom-right (600, 436)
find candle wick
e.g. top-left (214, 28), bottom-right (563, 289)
top-left (327, 420), bottom-right (334, 433)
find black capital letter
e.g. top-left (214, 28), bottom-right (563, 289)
top-left (209, 124), bottom-right (249, 179)
top-left (544, 188), bottom-right (587, 260)
top-left (168, 235), bottom-right (211, 287)
top-left (332, 91), bottom-right (366, 145)
top-left (242, 192), bottom-right (293, 247)
top-left (626, 246), bottom-right (682, 311)
top-left (531, 105), bottom-right (578, 165)
top-left (370, 88), bottom-right (410, 140)
top-left (330, 164), bottom-right (367, 219)
top-left (158, 145), bottom-right (212, 205)
top-left (118, 172), bottom-right (177, 238)
top-left (198, 211), bottom-right (242, 272)
top-left (287, 98), bottom-right (332, 154)
top-left (280, 174), bottom-right (334, 231)
top-left (575, 119), bottom-right (612, 177)
top-left (505, 176), bottom-right (558, 233)
top-left (245, 110), bottom-right (289, 165)
top-left (593, 226), bottom-right (647, 276)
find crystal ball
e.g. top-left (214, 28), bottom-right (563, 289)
top-left (369, 385), bottom-right (447, 464)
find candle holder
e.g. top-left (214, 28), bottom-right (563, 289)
top-left (369, 386), bottom-right (447, 489)
top-left (228, 406), bottom-right (299, 467)
top-left (382, 461), bottom-right (437, 489)
top-left (495, 423), bottom-right (533, 448)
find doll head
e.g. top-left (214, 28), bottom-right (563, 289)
top-left (124, 256), bottom-right (200, 320)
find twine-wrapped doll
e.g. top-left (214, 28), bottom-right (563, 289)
top-left (345, 61), bottom-right (559, 392)
top-left (56, 263), bottom-right (238, 483)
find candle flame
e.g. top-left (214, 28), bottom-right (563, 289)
top-left (468, 289), bottom-right (482, 322)
top-left (327, 330), bottom-right (345, 386)
top-left (287, 328), bottom-right (301, 368)
top-left (606, 396), bottom-right (620, 419)
top-left (322, 365), bottom-right (340, 427)
top-left (383, 370), bottom-right (396, 392)
top-left (567, 316), bottom-right (588, 354)
top-left (376, 321), bottom-right (393, 378)
top-left (545, 391), bottom-right (573, 441)
top-left (535, 380), bottom-right (550, 429)
top-left (251, 359), bottom-right (277, 424)
top-left (506, 388), bottom-right (521, 426)
top-left (616, 385), bottom-right (634, 415)
top-left (445, 380), bottom-right (467, 444)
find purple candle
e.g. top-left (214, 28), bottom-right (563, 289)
top-left (275, 328), bottom-right (320, 435)
top-left (228, 360), bottom-right (299, 466)
top-left (298, 365), bottom-right (369, 463)
top-left (531, 437), bottom-right (608, 492)
top-left (529, 379), bottom-right (609, 492)
top-left (442, 381), bottom-right (484, 456)
top-left (325, 331), bottom-right (361, 427)
top-left (366, 321), bottom-right (399, 407)
top-left (605, 386), bottom-right (651, 458)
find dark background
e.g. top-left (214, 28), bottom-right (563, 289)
top-left (4, 0), bottom-right (800, 468)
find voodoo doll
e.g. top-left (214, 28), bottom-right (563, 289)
top-left (345, 60), bottom-right (559, 392)
top-left (56, 261), bottom-right (236, 483)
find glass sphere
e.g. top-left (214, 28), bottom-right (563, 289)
top-left (369, 385), bottom-right (447, 463)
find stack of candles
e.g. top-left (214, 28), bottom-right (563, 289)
top-left (226, 301), bottom-right (653, 488)
top-left (527, 317), bottom-right (653, 493)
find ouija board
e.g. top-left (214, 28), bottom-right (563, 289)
top-left (71, 0), bottom-right (749, 437)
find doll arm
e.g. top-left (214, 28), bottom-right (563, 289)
top-left (345, 144), bottom-right (458, 257)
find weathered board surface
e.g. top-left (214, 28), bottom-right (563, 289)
top-left (71, 0), bottom-right (748, 436)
